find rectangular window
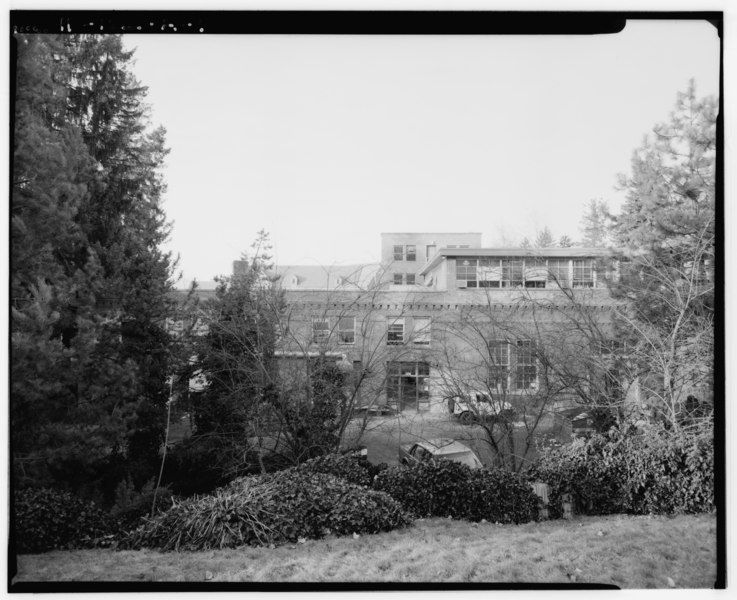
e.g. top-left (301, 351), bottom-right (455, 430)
top-left (413, 317), bottom-right (431, 345)
top-left (393, 273), bottom-right (404, 285)
top-left (426, 244), bottom-right (437, 260)
top-left (393, 245), bottom-right (417, 261)
top-left (406, 273), bottom-right (415, 285)
top-left (456, 259), bottom-right (477, 288)
top-left (516, 340), bottom-right (537, 390)
top-left (547, 259), bottom-right (570, 287)
top-left (525, 259), bottom-right (547, 288)
top-left (488, 340), bottom-right (510, 391)
top-left (572, 259), bottom-right (595, 288)
top-left (338, 317), bottom-right (355, 345)
top-left (387, 318), bottom-right (405, 345)
top-left (502, 259), bottom-right (524, 288)
top-left (312, 318), bottom-right (330, 344)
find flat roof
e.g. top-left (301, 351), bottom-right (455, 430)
top-left (420, 247), bottom-right (614, 276)
top-left (381, 232), bottom-right (482, 236)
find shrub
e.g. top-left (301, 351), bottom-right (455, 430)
top-left (373, 460), bottom-right (538, 524)
top-left (293, 453), bottom-right (372, 487)
top-left (124, 470), bottom-right (409, 551)
top-left (14, 488), bottom-right (114, 553)
top-left (111, 477), bottom-right (174, 533)
top-left (529, 426), bottom-right (714, 517)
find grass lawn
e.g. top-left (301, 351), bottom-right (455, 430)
top-left (12, 513), bottom-right (717, 588)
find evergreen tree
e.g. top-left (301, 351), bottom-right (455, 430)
top-left (534, 226), bottom-right (554, 248)
top-left (182, 232), bottom-right (286, 483)
top-left (558, 234), bottom-right (574, 248)
top-left (579, 199), bottom-right (612, 247)
top-left (11, 34), bottom-right (178, 494)
top-left (613, 82), bottom-right (716, 429)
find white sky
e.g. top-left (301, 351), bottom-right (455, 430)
top-left (121, 20), bottom-right (720, 285)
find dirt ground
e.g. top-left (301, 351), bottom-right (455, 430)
top-left (341, 408), bottom-right (571, 469)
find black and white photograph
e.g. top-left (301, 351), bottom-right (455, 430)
top-left (8, 6), bottom-right (725, 591)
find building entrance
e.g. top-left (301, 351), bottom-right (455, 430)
top-left (387, 361), bottom-right (430, 411)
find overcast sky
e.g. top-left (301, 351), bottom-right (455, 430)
top-left (121, 20), bottom-right (719, 286)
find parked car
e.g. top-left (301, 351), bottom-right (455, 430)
top-left (448, 391), bottom-right (514, 425)
top-left (398, 438), bottom-right (483, 469)
top-left (570, 412), bottom-right (595, 438)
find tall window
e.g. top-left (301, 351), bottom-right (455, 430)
top-left (502, 259), bottom-right (524, 288)
top-left (406, 245), bottom-right (417, 261)
top-left (387, 318), bottom-right (405, 345)
top-left (312, 318), bottom-right (330, 344)
top-left (338, 317), bottom-right (355, 345)
top-left (456, 259), bottom-right (484, 287)
top-left (572, 259), bottom-right (595, 288)
top-left (406, 273), bottom-right (416, 285)
top-left (413, 317), bottom-right (431, 345)
top-left (516, 340), bottom-right (537, 390)
top-left (393, 273), bottom-right (404, 285)
top-left (524, 260), bottom-right (547, 288)
top-left (547, 259), bottom-right (570, 288)
top-left (393, 245), bottom-right (404, 261)
top-left (488, 340), bottom-right (510, 390)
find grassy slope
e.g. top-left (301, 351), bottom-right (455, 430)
top-left (13, 513), bottom-right (717, 588)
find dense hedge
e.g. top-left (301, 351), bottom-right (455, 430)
top-left (14, 488), bottom-right (115, 553)
top-left (124, 470), bottom-right (409, 551)
top-left (293, 453), bottom-right (372, 487)
top-left (373, 460), bottom-right (538, 524)
top-left (529, 426), bottom-right (714, 517)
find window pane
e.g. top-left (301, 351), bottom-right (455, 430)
top-left (406, 274), bottom-right (415, 285)
top-left (572, 259), bottom-right (594, 288)
top-left (502, 259), bottom-right (524, 287)
top-left (393, 273), bottom-right (403, 285)
top-left (547, 259), bottom-right (570, 287)
top-left (312, 319), bottom-right (329, 344)
top-left (387, 318), bottom-right (405, 345)
top-left (338, 316), bottom-right (355, 344)
top-left (516, 340), bottom-right (537, 390)
top-left (393, 245), bottom-right (404, 261)
top-left (413, 317), bottom-right (431, 345)
top-left (489, 340), bottom-right (509, 390)
top-left (406, 245), bottom-right (416, 261)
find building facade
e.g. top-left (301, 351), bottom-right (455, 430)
top-left (265, 233), bottom-right (620, 415)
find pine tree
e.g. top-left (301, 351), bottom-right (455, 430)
top-left (182, 232), bottom-right (286, 483)
top-left (579, 199), bottom-right (612, 247)
top-left (558, 234), bottom-right (574, 248)
top-left (613, 82), bottom-right (716, 429)
top-left (11, 34), bottom-right (178, 493)
top-left (534, 226), bottom-right (554, 248)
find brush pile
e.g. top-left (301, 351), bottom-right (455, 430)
top-left (124, 468), bottom-right (409, 551)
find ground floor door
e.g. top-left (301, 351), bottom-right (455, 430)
top-left (387, 361), bottom-right (431, 411)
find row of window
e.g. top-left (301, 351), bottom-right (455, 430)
top-left (393, 243), bottom-right (471, 262)
top-left (456, 258), bottom-right (596, 289)
top-left (311, 316), bottom-right (432, 346)
top-left (393, 273), bottom-right (416, 285)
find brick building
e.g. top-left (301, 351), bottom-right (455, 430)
top-left (257, 233), bottom-right (619, 415)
